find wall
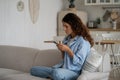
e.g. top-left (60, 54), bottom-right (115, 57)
top-left (0, 0), bottom-right (63, 50)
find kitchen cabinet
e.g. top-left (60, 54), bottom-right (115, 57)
top-left (90, 29), bottom-right (120, 42)
top-left (85, 0), bottom-right (99, 5)
top-left (85, 0), bottom-right (120, 5)
top-left (90, 29), bottom-right (120, 54)
top-left (113, 0), bottom-right (120, 4)
top-left (90, 30), bottom-right (120, 40)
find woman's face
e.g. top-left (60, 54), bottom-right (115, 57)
top-left (62, 22), bottom-right (73, 35)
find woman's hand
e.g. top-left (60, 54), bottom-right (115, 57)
top-left (56, 43), bottom-right (74, 58)
top-left (57, 43), bottom-right (69, 52)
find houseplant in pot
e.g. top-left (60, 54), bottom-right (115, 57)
top-left (68, 0), bottom-right (75, 8)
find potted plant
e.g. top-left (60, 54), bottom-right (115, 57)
top-left (68, 0), bottom-right (75, 8)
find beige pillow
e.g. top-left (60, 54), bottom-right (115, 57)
top-left (82, 48), bottom-right (103, 72)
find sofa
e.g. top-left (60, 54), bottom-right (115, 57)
top-left (0, 45), bottom-right (110, 80)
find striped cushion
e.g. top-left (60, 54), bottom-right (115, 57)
top-left (83, 48), bottom-right (103, 72)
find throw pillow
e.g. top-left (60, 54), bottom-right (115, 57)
top-left (82, 48), bottom-right (103, 72)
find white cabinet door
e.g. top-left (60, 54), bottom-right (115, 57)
top-left (90, 31), bottom-right (120, 49)
top-left (85, 0), bottom-right (99, 5)
top-left (113, 0), bottom-right (120, 4)
top-left (100, 0), bottom-right (111, 3)
top-left (99, 0), bottom-right (112, 5)
top-left (90, 31), bottom-right (120, 40)
top-left (85, 0), bottom-right (120, 5)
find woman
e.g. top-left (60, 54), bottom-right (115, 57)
top-left (30, 13), bottom-right (94, 80)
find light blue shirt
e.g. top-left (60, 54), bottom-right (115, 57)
top-left (53, 35), bottom-right (91, 74)
top-left (63, 35), bottom-right (90, 73)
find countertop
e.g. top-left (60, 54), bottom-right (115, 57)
top-left (89, 28), bottom-right (120, 31)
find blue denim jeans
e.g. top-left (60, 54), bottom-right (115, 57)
top-left (30, 66), bottom-right (79, 80)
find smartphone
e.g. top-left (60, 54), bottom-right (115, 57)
top-left (44, 41), bottom-right (58, 44)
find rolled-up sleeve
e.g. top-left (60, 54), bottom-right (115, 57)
top-left (73, 43), bottom-right (89, 66)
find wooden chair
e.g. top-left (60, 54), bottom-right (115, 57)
top-left (101, 33), bottom-right (120, 69)
top-left (95, 33), bottom-right (120, 80)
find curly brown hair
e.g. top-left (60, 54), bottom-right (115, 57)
top-left (62, 13), bottom-right (94, 47)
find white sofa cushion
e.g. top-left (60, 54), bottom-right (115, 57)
top-left (0, 73), bottom-right (50, 80)
top-left (82, 48), bottom-right (103, 72)
top-left (0, 68), bottom-right (23, 75)
top-left (77, 70), bottom-right (109, 80)
top-left (33, 49), bottom-right (62, 67)
top-left (0, 68), bottom-right (23, 78)
top-left (0, 68), bottom-right (50, 80)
